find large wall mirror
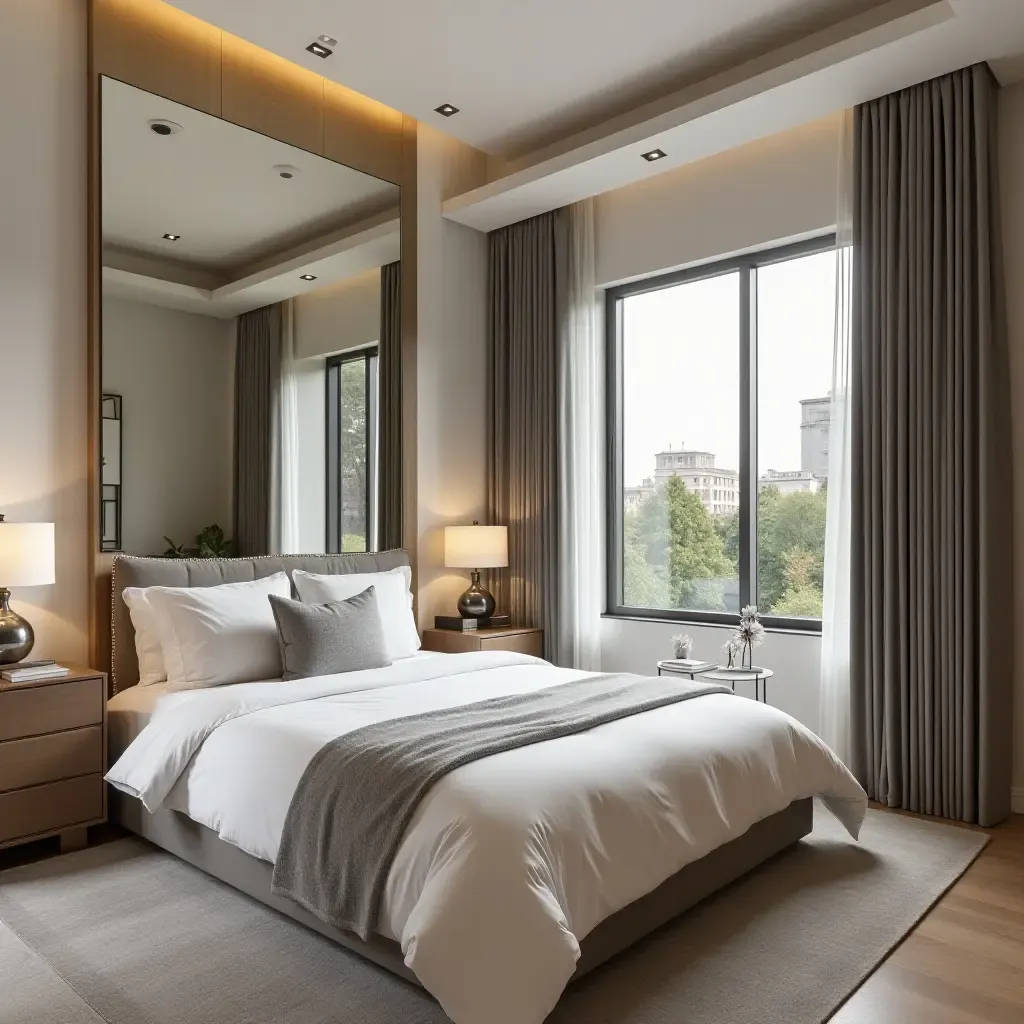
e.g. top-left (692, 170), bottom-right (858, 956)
top-left (99, 76), bottom-right (401, 559)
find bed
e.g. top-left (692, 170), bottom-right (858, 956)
top-left (104, 552), bottom-right (867, 1024)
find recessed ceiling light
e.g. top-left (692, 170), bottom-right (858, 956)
top-left (305, 41), bottom-right (332, 58)
top-left (273, 164), bottom-right (302, 180)
top-left (317, 34), bottom-right (338, 47)
top-left (148, 119), bottom-right (183, 136)
top-left (434, 103), bottom-right (459, 117)
top-left (642, 148), bottom-right (667, 162)
top-left (162, 233), bottom-right (180, 241)
top-left (300, 274), bottom-right (317, 281)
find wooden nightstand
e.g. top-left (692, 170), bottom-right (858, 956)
top-left (0, 666), bottom-right (107, 853)
top-left (421, 627), bottom-right (544, 658)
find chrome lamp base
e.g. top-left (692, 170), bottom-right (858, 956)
top-left (456, 570), bottom-right (496, 620)
top-left (0, 588), bottom-right (35, 665)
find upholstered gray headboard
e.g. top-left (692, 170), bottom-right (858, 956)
top-left (109, 550), bottom-right (411, 696)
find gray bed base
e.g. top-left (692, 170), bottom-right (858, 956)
top-left (112, 790), bottom-right (813, 987)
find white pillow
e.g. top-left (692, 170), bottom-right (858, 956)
top-left (122, 588), bottom-right (167, 686)
top-left (292, 567), bottom-right (420, 661)
top-left (145, 573), bottom-right (291, 690)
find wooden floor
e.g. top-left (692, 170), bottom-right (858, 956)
top-left (2, 810), bottom-right (1023, 1023)
top-left (832, 809), bottom-right (1024, 1024)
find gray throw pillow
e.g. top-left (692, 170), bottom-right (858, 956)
top-left (269, 586), bottom-right (392, 681)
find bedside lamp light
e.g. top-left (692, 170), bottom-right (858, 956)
top-left (0, 515), bottom-right (55, 664)
top-left (445, 522), bottom-right (508, 620)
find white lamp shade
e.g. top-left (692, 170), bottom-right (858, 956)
top-left (0, 522), bottom-right (56, 587)
top-left (445, 525), bottom-right (508, 569)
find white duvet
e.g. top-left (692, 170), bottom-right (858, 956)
top-left (107, 651), bottom-right (867, 1024)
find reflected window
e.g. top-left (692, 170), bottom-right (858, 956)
top-left (326, 349), bottom-right (378, 552)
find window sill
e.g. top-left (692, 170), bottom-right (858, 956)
top-left (601, 611), bottom-right (822, 637)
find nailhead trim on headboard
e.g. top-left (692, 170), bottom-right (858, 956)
top-left (109, 550), bottom-right (410, 696)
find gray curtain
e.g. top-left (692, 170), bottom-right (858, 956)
top-left (850, 63), bottom-right (1013, 826)
top-left (488, 210), bottom-right (569, 662)
top-left (378, 261), bottom-right (402, 550)
top-left (234, 303), bottom-right (282, 556)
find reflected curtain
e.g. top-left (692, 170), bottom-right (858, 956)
top-left (850, 64), bottom-right (1013, 825)
top-left (234, 303), bottom-right (281, 556)
top-left (378, 261), bottom-right (402, 551)
top-left (488, 203), bottom-right (601, 667)
top-left (278, 299), bottom-right (300, 553)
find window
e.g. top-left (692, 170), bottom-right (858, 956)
top-left (607, 237), bottom-right (836, 630)
top-left (326, 348), bottom-right (378, 553)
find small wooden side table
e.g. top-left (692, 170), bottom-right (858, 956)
top-left (0, 666), bottom-right (108, 853)
top-left (421, 627), bottom-right (544, 659)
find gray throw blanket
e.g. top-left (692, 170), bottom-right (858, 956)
top-left (271, 672), bottom-right (731, 940)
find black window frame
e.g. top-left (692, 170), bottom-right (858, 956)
top-left (605, 234), bottom-right (837, 633)
top-left (325, 347), bottom-right (379, 554)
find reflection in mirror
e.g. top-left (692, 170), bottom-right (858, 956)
top-left (100, 394), bottom-right (122, 552)
top-left (100, 77), bottom-right (401, 558)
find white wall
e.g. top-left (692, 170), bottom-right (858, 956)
top-left (593, 114), bottom-right (842, 733)
top-left (415, 125), bottom-right (490, 627)
top-left (602, 619), bottom-right (821, 731)
top-left (595, 113), bottom-right (842, 288)
top-left (102, 296), bottom-right (234, 556)
top-left (0, 0), bottom-right (88, 661)
top-left (998, 80), bottom-right (1024, 810)
top-left (294, 269), bottom-right (381, 359)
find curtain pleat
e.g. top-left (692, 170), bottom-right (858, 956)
top-left (850, 63), bottom-right (1013, 825)
top-left (487, 211), bottom-right (564, 660)
top-left (378, 261), bottom-right (403, 551)
top-left (234, 303), bottom-right (282, 557)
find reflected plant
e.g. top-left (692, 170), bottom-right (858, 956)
top-left (163, 524), bottom-right (236, 559)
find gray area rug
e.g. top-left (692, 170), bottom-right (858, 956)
top-left (0, 806), bottom-right (987, 1024)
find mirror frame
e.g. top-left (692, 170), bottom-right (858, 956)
top-left (87, 0), bottom-right (417, 679)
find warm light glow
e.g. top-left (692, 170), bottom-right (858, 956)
top-left (445, 526), bottom-right (508, 570)
top-left (0, 523), bottom-right (55, 588)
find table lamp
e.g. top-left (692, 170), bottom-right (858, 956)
top-left (0, 515), bottom-right (56, 664)
top-left (444, 522), bottom-right (508, 620)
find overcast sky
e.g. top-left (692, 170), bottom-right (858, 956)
top-left (622, 249), bottom-right (836, 487)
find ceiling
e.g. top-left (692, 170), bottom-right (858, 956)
top-left (167, 0), bottom-right (1024, 159)
top-left (102, 77), bottom-right (398, 272)
top-left (164, 0), bottom-right (1024, 234)
top-left (101, 77), bottom-right (400, 316)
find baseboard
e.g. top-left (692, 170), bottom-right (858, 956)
top-left (1012, 787), bottom-right (1024, 815)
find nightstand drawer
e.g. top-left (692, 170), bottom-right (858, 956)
top-left (0, 678), bottom-right (104, 742)
top-left (421, 627), bottom-right (544, 657)
top-left (0, 726), bottom-right (104, 793)
top-left (0, 774), bottom-right (103, 845)
top-left (478, 633), bottom-right (544, 657)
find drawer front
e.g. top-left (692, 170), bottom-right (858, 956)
top-left (0, 727), bottom-right (103, 793)
top-left (479, 633), bottom-right (543, 657)
top-left (422, 631), bottom-right (481, 654)
top-left (0, 774), bottom-right (104, 845)
top-left (0, 678), bottom-right (103, 742)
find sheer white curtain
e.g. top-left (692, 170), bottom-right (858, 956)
top-left (556, 199), bottom-right (602, 671)
top-left (820, 111), bottom-right (854, 763)
top-left (277, 298), bottom-right (301, 553)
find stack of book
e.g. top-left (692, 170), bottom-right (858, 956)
top-left (1, 660), bottom-right (70, 684)
top-left (661, 658), bottom-right (717, 674)
top-left (434, 615), bottom-right (511, 631)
